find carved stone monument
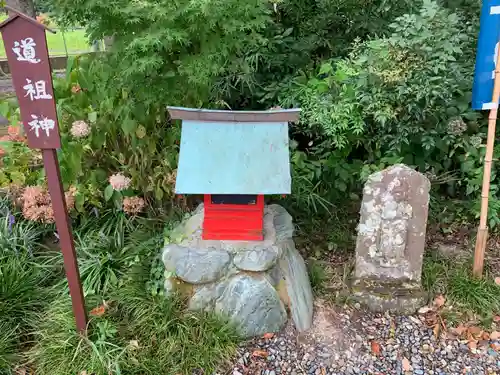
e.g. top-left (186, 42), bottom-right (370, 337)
top-left (352, 164), bottom-right (431, 313)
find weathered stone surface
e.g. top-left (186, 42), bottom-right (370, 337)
top-left (352, 280), bottom-right (428, 314)
top-left (215, 274), bottom-right (287, 337)
top-left (278, 239), bottom-right (314, 332)
top-left (353, 164), bottom-right (430, 313)
top-left (233, 245), bottom-right (279, 272)
top-left (162, 244), bottom-right (230, 284)
top-left (162, 204), bottom-right (314, 337)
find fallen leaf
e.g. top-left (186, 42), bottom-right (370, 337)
top-left (494, 316), bottom-right (500, 322)
top-left (79, 372), bottom-right (87, 375)
top-left (370, 340), bottom-right (381, 356)
top-left (491, 342), bottom-right (500, 351)
top-left (262, 333), bottom-right (274, 340)
top-left (450, 324), bottom-right (467, 337)
top-left (433, 323), bottom-right (440, 338)
top-left (252, 350), bottom-right (268, 358)
top-left (321, 367), bottom-right (326, 375)
top-left (468, 326), bottom-right (483, 339)
top-left (482, 331), bottom-right (491, 341)
top-left (433, 294), bottom-right (446, 308)
top-left (89, 305), bottom-right (106, 317)
top-left (402, 357), bottom-right (412, 372)
top-left (491, 331), bottom-right (500, 340)
top-left (494, 277), bottom-right (500, 286)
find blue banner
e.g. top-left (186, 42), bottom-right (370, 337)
top-left (472, 1), bottom-right (500, 110)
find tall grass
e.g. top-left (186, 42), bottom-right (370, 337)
top-left (0, 197), bottom-right (58, 373)
top-left (32, 278), bottom-right (240, 375)
top-left (31, 209), bottom-right (240, 375)
top-left (422, 252), bottom-right (500, 318)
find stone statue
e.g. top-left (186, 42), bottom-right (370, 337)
top-left (353, 164), bottom-right (430, 313)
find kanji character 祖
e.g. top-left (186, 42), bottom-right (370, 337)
top-left (23, 78), bottom-right (52, 101)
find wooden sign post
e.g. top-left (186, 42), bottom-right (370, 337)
top-left (0, 6), bottom-right (88, 332)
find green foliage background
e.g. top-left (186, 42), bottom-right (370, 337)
top-left (36, 0), bottom-right (490, 223)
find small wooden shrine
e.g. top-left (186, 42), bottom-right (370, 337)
top-left (168, 107), bottom-right (300, 241)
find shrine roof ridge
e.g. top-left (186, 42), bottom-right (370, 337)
top-left (167, 106), bottom-right (301, 123)
top-left (0, 6), bottom-right (56, 33)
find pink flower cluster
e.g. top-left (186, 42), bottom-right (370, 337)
top-left (20, 185), bottom-right (76, 223)
top-left (109, 173), bottom-right (131, 191)
top-left (123, 196), bottom-right (146, 215)
top-left (70, 120), bottom-right (91, 138)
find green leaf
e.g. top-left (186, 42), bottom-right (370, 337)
top-left (92, 130), bottom-right (106, 148)
top-left (104, 185), bottom-right (114, 201)
top-left (88, 111), bottom-right (98, 123)
top-left (121, 118), bottom-right (137, 135)
top-left (319, 63), bottom-right (333, 76)
top-left (75, 194), bottom-right (85, 212)
top-left (155, 186), bottom-right (164, 200)
top-left (66, 56), bottom-right (76, 81)
top-left (0, 101), bottom-right (9, 118)
top-left (282, 27), bottom-right (293, 37)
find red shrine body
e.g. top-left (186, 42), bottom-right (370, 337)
top-left (203, 194), bottom-right (265, 240)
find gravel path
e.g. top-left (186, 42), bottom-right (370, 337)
top-left (224, 301), bottom-right (499, 375)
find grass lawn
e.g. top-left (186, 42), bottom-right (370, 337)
top-left (0, 28), bottom-right (90, 57)
top-left (0, 15), bottom-right (90, 57)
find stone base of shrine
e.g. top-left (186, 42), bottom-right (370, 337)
top-left (351, 278), bottom-right (428, 314)
top-left (161, 204), bottom-right (314, 338)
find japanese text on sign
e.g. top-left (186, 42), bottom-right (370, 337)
top-left (28, 114), bottom-right (55, 137)
top-left (23, 78), bottom-right (52, 100)
top-left (12, 37), bottom-right (40, 64)
top-left (1, 13), bottom-right (61, 148)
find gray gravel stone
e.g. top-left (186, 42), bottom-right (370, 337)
top-left (226, 308), bottom-right (499, 375)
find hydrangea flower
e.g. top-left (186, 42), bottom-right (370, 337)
top-left (70, 120), bottom-right (91, 138)
top-left (470, 135), bottom-right (482, 148)
top-left (447, 117), bottom-right (467, 136)
top-left (20, 185), bottom-right (76, 223)
top-left (123, 196), bottom-right (146, 215)
top-left (109, 173), bottom-right (131, 191)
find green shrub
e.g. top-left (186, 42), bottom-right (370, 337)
top-left (278, 1), bottom-right (484, 219)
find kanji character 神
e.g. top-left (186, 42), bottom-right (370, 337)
top-left (28, 114), bottom-right (55, 137)
top-left (12, 38), bottom-right (40, 64)
top-left (23, 78), bottom-right (52, 101)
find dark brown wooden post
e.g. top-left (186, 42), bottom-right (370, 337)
top-left (0, 6), bottom-right (88, 332)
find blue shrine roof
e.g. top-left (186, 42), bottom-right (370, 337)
top-left (170, 107), bottom-right (300, 195)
